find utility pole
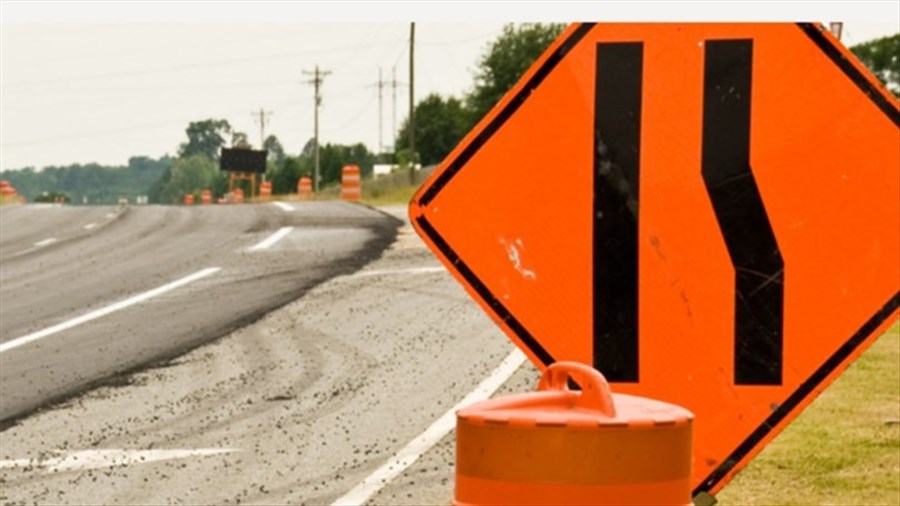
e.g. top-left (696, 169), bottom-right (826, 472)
top-left (390, 66), bottom-right (407, 154)
top-left (251, 108), bottom-right (273, 149)
top-left (408, 22), bottom-right (416, 185)
top-left (303, 65), bottom-right (331, 192)
top-left (367, 68), bottom-right (388, 154)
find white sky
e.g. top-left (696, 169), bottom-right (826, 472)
top-left (1, 1), bottom-right (898, 170)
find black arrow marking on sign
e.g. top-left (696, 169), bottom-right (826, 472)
top-left (593, 42), bottom-right (643, 382)
top-left (702, 39), bottom-right (784, 386)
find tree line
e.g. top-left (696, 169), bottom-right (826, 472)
top-left (2, 25), bottom-right (896, 205)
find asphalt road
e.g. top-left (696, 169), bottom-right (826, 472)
top-left (0, 202), bottom-right (527, 505)
top-left (1, 203), bottom-right (895, 506)
top-left (0, 202), bottom-right (401, 424)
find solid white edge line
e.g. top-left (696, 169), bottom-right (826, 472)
top-left (83, 222), bottom-right (97, 230)
top-left (248, 226), bottom-right (293, 251)
top-left (33, 238), bottom-right (57, 247)
top-left (272, 201), bottom-right (295, 212)
top-left (330, 348), bottom-right (527, 506)
top-left (346, 266), bottom-right (446, 279)
top-left (0, 267), bottom-right (221, 354)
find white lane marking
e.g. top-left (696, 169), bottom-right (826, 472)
top-left (345, 266), bottom-right (446, 279)
top-left (33, 238), bottom-right (57, 247)
top-left (247, 226), bottom-right (293, 252)
top-left (106, 213), bottom-right (117, 218)
top-left (0, 448), bottom-right (238, 473)
top-left (0, 267), bottom-right (221, 354)
top-left (83, 222), bottom-right (97, 230)
top-left (272, 201), bottom-right (295, 212)
top-left (331, 348), bottom-right (527, 506)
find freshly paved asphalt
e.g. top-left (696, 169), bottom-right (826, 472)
top-left (0, 202), bottom-right (401, 424)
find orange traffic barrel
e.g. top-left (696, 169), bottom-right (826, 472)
top-left (0, 180), bottom-right (16, 197)
top-left (260, 181), bottom-right (272, 200)
top-left (201, 189), bottom-right (213, 205)
top-left (340, 165), bottom-right (361, 202)
top-left (184, 193), bottom-right (195, 206)
top-left (297, 176), bottom-right (313, 197)
top-left (233, 188), bottom-right (244, 204)
top-left (455, 362), bottom-right (694, 506)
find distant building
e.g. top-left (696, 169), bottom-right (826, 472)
top-left (373, 164), bottom-right (397, 178)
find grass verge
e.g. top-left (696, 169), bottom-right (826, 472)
top-left (717, 320), bottom-right (900, 505)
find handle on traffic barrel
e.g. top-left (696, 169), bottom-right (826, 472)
top-left (537, 362), bottom-right (617, 417)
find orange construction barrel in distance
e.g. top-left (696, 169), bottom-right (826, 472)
top-left (201, 189), bottom-right (213, 205)
top-left (260, 181), bottom-right (272, 200)
top-left (184, 193), bottom-right (195, 206)
top-left (233, 188), bottom-right (244, 204)
top-left (340, 165), bottom-right (361, 202)
top-left (0, 180), bottom-right (15, 197)
top-left (297, 176), bottom-right (313, 197)
top-left (455, 362), bottom-right (694, 506)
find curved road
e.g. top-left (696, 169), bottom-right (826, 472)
top-left (0, 203), bottom-right (894, 505)
top-left (0, 202), bottom-right (400, 423)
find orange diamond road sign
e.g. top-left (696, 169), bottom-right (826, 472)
top-left (409, 23), bottom-right (899, 498)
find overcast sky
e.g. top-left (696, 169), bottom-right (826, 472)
top-left (1, 2), bottom-right (898, 170)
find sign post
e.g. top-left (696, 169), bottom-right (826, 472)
top-left (410, 23), bottom-right (899, 499)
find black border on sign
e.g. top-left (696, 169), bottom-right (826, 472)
top-left (798, 23), bottom-right (900, 127)
top-left (695, 23), bottom-right (900, 495)
top-left (696, 292), bottom-right (899, 494)
top-left (415, 21), bottom-right (900, 497)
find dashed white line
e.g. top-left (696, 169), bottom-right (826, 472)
top-left (272, 201), bottom-right (295, 212)
top-left (83, 222), bottom-right (97, 230)
top-left (247, 226), bottom-right (293, 252)
top-left (105, 213), bottom-right (117, 218)
top-left (33, 238), bottom-right (58, 247)
top-left (0, 267), bottom-right (221, 354)
top-left (331, 348), bottom-right (527, 506)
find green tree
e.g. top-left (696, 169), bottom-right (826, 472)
top-left (178, 119), bottom-right (232, 160)
top-left (157, 154), bottom-right (220, 204)
top-left (465, 23), bottom-right (565, 125)
top-left (231, 131), bottom-right (251, 148)
top-left (270, 156), bottom-right (305, 194)
top-left (394, 93), bottom-right (470, 166)
top-left (33, 191), bottom-right (71, 203)
top-left (317, 143), bottom-right (376, 186)
top-left (851, 33), bottom-right (900, 97)
top-left (264, 134), bottom-right (286, 168)
top-left (2, 156), bottom-right (171, 205)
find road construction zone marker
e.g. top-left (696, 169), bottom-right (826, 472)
top-left (456, 362), bottom-right (693, 505)
top-left (297, 176), bottom-right (313, 197)
top-left (260, 181), bottom-right (272, 200)
top-left (201, 189), bottom-right (213, 205)
top-left (410, 22), bottom-right (899, 498)
top-left (340, 165), bottom-right (361, 202)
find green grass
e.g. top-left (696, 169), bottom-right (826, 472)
top-left (717, 320), bottom-right (900, 505)
top-left (0, 194), bottom-right (25, 205)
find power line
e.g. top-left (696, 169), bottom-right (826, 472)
top-left (0, 105), bottom-right (252, 148)
top-left (367, 68), bottom-right (389, 154)
top-left (303, 65), bottom-right (331, 193)
top-left (251, 108), bottom-right (274, 148)
top-left (4, 39), bottom-right (402, 88)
